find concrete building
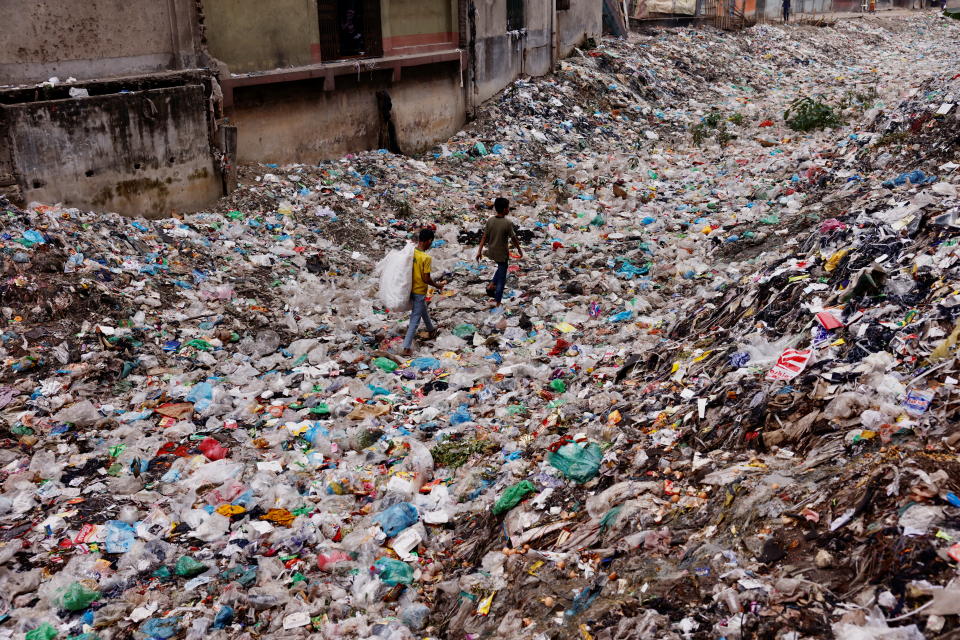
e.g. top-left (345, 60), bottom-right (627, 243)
top-left (0, 0), bottom-right (601, 217)
top-left (0, 0), bottom-right (219, 218)
top-left (628, 0), bottom-right (909, 22)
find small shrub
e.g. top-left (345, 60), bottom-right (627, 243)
top-left (431, 437), bottom-right (495, 469)
top-left (691, 111), bottom-right (742, 146)
top-left (691, 122), bottom-right (710, 146)
top-left (703, 111), bottom-right (724, 127)
top-left (784, 96), bottom-right (843, 132)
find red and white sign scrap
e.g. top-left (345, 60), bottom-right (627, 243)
top-left (766, 348), bottom-right (812, 381)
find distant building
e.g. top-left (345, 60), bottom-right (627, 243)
top-left (0, 0), bottom-right (601, 217)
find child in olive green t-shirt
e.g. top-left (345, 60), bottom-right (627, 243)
top-left (475, 197), bottom-right (523, 305)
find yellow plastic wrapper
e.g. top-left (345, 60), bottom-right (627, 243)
top-left (824, 248), bottom-right (849, 273)
top-left (260, 508), bottom-right (296, 527)
top-left (477, 591), bottom-right (495, 616)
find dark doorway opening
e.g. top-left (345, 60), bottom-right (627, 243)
top-left (317, 0), bottom-right (383, 61)
top-left (507, 0), bottom-right (525, 30)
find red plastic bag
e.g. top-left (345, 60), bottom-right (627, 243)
top-left (199, 437), bottom-right (230, 461)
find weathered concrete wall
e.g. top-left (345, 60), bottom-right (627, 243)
top-left (203, 0), bottom-right (459, 72)
top-left (0, 0), bottom-right (198, 85)
top-left (472, 0), bottom-right (557, 104)
top-left (558, 0), bottom-right (603, 57)
top-left (0, 108), bottom-right (18, 201)
top-left (793, 0), bottom-right (833, 13)
top-left (229, 64), bottom-right (465, 162)
top-left (758, 0), bottom-right (830, 19)
top-left (3, 85), bottom-right (221, 218)
top-left (383, 0), bottom-right (459, 52)
top-left (471, 0), bottom-right (600, 105)
top-left (202, 0), bottom-right (321, 73)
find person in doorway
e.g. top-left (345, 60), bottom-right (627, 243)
top-left (339, 6), bottom-right (365, 56)
top-left (782, 0), bottom-right (791, 21)
top-left (476, 197), bottom-right (523, 306)
top-left (402, 228), bottom-right (445, 356)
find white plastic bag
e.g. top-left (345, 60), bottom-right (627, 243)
top-left (374, 243), bottom-right (414, 311)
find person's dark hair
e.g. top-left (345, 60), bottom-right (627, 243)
top-left (494, 197), bottom-right (509, 214)
top-left (418, 228), bottom-right (435, 243)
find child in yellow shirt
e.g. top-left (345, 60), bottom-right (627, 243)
top-left (403, 228), bottom-right (446, 355)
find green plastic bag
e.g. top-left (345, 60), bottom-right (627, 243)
top-left (26, 624), bottom-right (58, 640)
top-left (152, 566), bottom-right (172, 581)
top-left (374, 557), bottom-right (413, 585)
top-left (452, 324), bottom-right (477, 338)
top-left (492, 480), bottom-right (538, 516)
top-left (600, 505), bottom-right (622, 531)
top-left (174, 555), bottom-right (207, 577)
top-left (60, 581), bottom-right (100, 611)
top-left (373, 357), bottom-right (398, 372)
top-left (549, 442), bottom-right (602, 483)
top-left (549, 379), bottom-right (566, 393)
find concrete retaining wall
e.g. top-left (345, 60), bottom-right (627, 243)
top-left (2, 84), bottom-right (221, 217)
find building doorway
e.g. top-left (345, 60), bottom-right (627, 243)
top-left (317, 0), bottom-right (383, 61)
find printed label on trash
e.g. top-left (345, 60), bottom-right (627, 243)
top-left (766, 348), bottom-right (812, 381)
top-left (902, 388), bottom-right (934, 415)
top-left (74, 523), bottom-right (96, 544)
top-left (812, 326), bottom-right (831, 346)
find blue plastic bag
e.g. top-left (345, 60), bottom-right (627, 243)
top-left (882, 170), bottom-right (937, 188)
top-left (409, 357), bottom-right (441, 371)
top-left (104, 520), bottom-right (136, 553)
top-left (186, 382), bottom-right (213, 412)
top-left (729, 352), bottom-right (751, 367)
top-left (213, 606), bottom-right (234, 629)
top-left (449, 404), bottom-right (473, 425)
top-left (23, 229), bottom-right (46, 245)
top-left (374, 502), bottom-right (419, 537)
top-left (615, 260), bottom-right (649, 279)
top-left (140, 616), bottom-right (181, 639)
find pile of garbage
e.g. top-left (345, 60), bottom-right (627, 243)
top-left (2, 13), bottom-right (960, 640)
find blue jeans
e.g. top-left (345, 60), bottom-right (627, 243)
top-left (491, 262), bottom-right (508, 303)
top-left (403, 294), bottom-right (435, 350)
